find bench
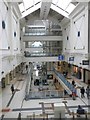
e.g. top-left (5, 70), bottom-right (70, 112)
top-left (71, 111), bottom-right (89, 119)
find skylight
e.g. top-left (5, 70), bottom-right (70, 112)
top-left (19, 0), bottom-right (77, 17)
top-left (52, 0), bottom-right (76, 14)
top-left (24, 0), bottom-right (34, 10)
top-left (66, 3), bottom-right (76, 14)
top-left (19, 0), bottom-right (41, 13)
top-left (19, 2), bottom-right (24, 12)
top-left (57, 0), bottom-right (72, 10)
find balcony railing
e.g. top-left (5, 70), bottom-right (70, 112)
top-left (26, 90), bottom-right (63, 99)
top-left (24, 31), bottom-right (62, 36)
top-left (24, 52), bottom-right (60, 57)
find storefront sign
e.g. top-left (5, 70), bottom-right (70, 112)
top-left (69, 57), bottom-right (74, 61)
top-left (82, 60), bottom-right (89, 65)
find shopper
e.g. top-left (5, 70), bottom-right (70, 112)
top-left (77, 105), bottom-right (85, 117)
top-left (72, 80), bottom-right (75, 86)
top-left (72, 85), bottom-right (77, 100)
top-left (26, 65), bottom-right (28, 73)
top-left (86, 85), bottom-right (90, 99)
top-left (80, 87), bottom-right (85, 98)
top-left (11, 84), bottom-right (14, 94)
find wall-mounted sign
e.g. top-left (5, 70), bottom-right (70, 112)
top-left (58, 55), bottom-right (64, 60)
top-left (69, 57), bottom-right (74, 61)
top-left (82, 60), bottom-right (89, 65)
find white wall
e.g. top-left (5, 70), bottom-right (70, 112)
top-left (61, 3), bottom-right (89, 69)
top-left (0, 1), bottom-right (22, 80)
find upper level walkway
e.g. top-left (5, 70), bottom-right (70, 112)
top-left (23, 56), bottom-right (60, 62)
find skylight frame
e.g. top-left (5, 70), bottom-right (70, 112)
top-left (66, 3), bottom-right (76, 14)
top-left (19, 0), bottom-right (41, 13)
top-left (51, 0), bottom-right (76, 15)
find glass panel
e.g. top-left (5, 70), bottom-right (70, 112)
top-left (23, 0), bottom-right (34, 10)
top-left (66, 3), bottom-right (76, 14)
top-left (57, 0), bottom-right (72, 10)
top-left (19, 3), bottom-right (24, 12)
top-left (34, 0), bottom-right (41, 4)
top-left (52, 0), bottom-right (58, 5)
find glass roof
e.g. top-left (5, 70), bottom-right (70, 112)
top-left (19, 0), bottom-right (77, 15)
top-left (19, 0), bottom-right (41, 13)
top-left (52, 0), bottom-right (76, 14)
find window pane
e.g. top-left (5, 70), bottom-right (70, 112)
top-left (66, 3), bottom-right (76, 14)
top-left (52, 0), bottom-right (58, 5)
top-left (34, 0), bottom-right (41, 4)
top-left (23, 0), bottom-right (34, 10)
top-left (19, 3), bottom-right (24, 12)
top-left (57, 0), bottom-right (72, 10)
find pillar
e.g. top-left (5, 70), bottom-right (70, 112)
top-left (54, 103), bottom-right (65, 118)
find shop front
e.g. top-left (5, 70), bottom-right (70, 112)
top-left (72, 65), bottom-right (82, 79)
top-left (83, 69), bottom-right (90, 84)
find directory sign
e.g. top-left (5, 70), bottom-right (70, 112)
top-left (58, 55), bottom-right (64, 60)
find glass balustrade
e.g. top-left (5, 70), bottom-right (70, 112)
top-left (53, 68), bottom-right (73, 92)
top-left (24, 51), bottom-right (59, 57)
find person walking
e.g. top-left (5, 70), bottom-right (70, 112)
top-left (72, 80), bottom-right (75, 86)
top-left (72, 85), bottom-right (77, 100)
top-left (86, 85), bottom-right (90, 99)
top-left (80, 87), bottom-right (85, 98)
top-left (11, 84), bottom-right (14, 94)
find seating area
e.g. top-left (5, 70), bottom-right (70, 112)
top-left (71, 111), bottom-right (90, 119)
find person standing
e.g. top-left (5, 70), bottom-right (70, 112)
top-left (86, 86), bottom-right (90, 99)
top-left (26, 65), bottom-right (28, 73)
top-left (11, 84), bottom-right (14, 94)
top-left (72, 80), bottom-right (75, 86)
top-left (80, 87), bottom-right (85, 98)
top-left (72, 85), bottom-right (77, 100)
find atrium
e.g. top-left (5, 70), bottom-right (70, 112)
top-left (0, 0), bottom-right (90, 119)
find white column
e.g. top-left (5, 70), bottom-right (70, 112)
top-left (54, 103), bottom-right (65, 118)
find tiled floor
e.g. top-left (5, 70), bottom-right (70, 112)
top-left (0, 69), bottom-right (90, 119)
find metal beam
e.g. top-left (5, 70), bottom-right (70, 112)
top-left (21, 2), bottom-right (41, 18)
top-left (51, 4), bottom-right (69, 18)
top-left (40, 0), bottom-right (52, 19)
